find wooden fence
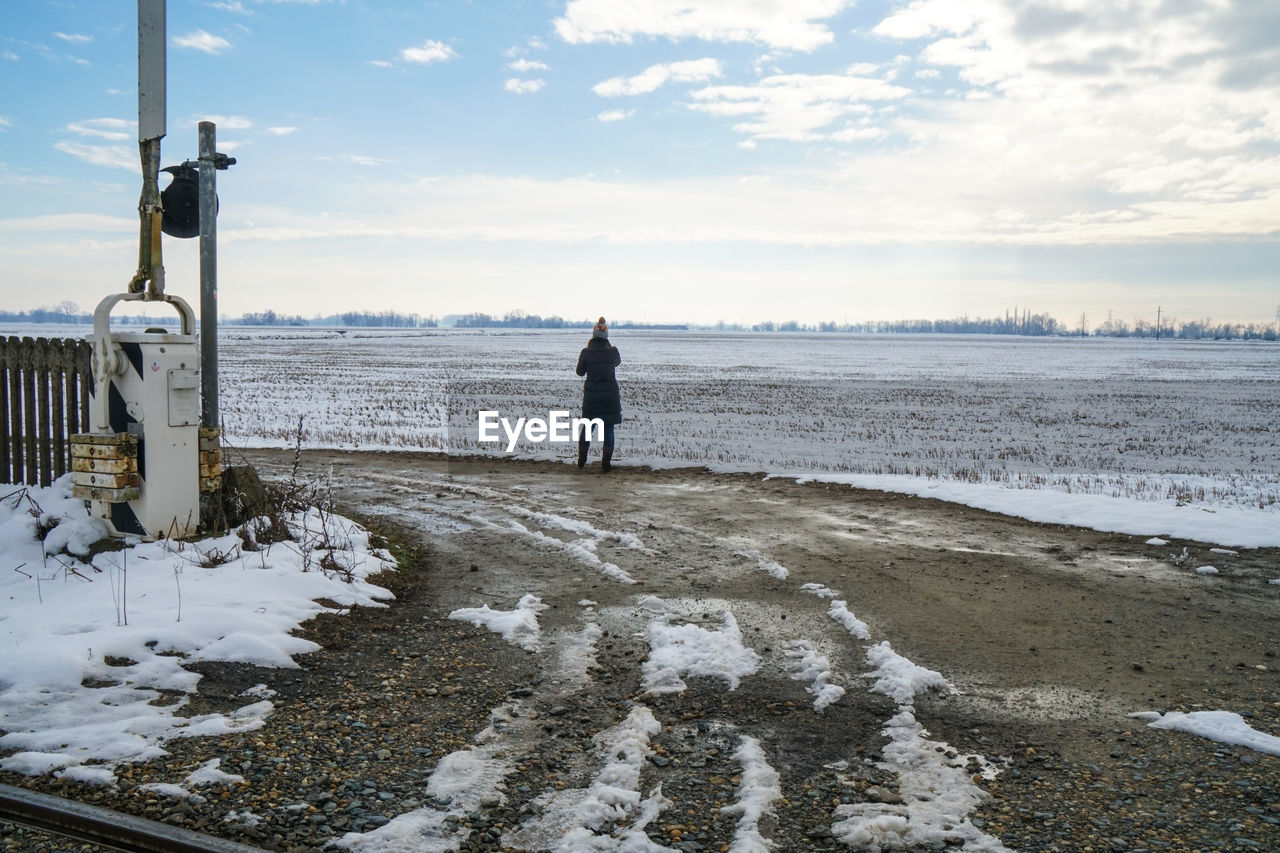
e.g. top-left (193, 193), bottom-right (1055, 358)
top-left (1, 336), bottom-right (93, 488)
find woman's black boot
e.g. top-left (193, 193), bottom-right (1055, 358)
top-left (577, 438), bottom-right (590, 468)
top-left (601, 444), bottom-right (614, 472)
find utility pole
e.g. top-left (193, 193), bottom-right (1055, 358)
top-left (129, 0), bottom-right (166, 299)
top-left (197, 120), bottom-right (235, 430)
top-left (1156, 305), bottom-right (1162, 340)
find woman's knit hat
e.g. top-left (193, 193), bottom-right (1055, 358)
top-left (592, 317), bottom-right (609, 339)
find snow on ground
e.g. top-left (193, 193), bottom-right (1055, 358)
top-left (1133, 711), bottom-right (1280, 757)
top-left (335, 702), bottom-right (522, 852)
top-left (828, 630), bottom-right (1008, 851)
top-left (783, 641), bottom-right (845, 712)
top-left (447, 593), bottom-right (548, 652)
top-left (0, 477), bottom-right (395, 785)
top-left (828, 600), bottom-right (871, 640)
top-left (728, 545), bottom-right (789, 580)
top-left (501, 705), bottom-right (671, 851)
top-left (786, 473), bottom-right (1280, 550)
top-left (642, 605), bottom-right (762, 695)
top-left (504, 519), bottom-right (639, 585)
top-left (831, 709), bottom-right (1013, 852)
top-left (722, 736), bottom-right (782, 853)
top-left (864, 641), bottom-right (954, 705)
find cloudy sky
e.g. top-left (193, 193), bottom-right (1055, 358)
top-left (1, 0), bottom-right (1278, 326)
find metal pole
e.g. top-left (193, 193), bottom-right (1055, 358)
top-left (198, 121), bottom-right (218, 429)
top-left (130, 0), bottom-right (166, 298)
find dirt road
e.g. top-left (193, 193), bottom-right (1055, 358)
top-left (223, 448), bottom-right (1278, 851)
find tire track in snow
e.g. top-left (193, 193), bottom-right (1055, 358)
top-left (309, 461), bottom-right (1014, 850)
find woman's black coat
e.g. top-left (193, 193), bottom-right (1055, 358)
top-left (576, 338), bottom-right (622, 426)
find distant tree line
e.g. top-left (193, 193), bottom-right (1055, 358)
top-left (734, 310), bottom-right (1278, 341)
top-left (234, 309), bottom-right (437, 327)
top-left (4, 303), bottom-right (1275, 340)
top-left (449, 311), bottom-right (686, 330)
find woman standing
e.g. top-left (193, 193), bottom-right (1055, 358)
top-left (576, 317), bottom-right (622, 472)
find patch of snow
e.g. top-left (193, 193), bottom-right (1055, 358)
top-left (554, 622), bottom-right (603, 688)
top-left (1137, 710), bottom-right (1280, 756)
top-left (1209, 548), bottom-right (1238, 555)
top-left (0, 478), bottom-right (395, 782)
top-left (1194, 565), bottom-right (1219, 575)
top-left (336, 703), bottom-right (521, 852)
top-left (506, 519), bottom-right (639, 584)
top-left (502, 705), bottom-right (672, 850)
top-left (185, 758), bottom-right (244, 787)
top-left (447, 593), bottom-right (547, 652)
top-left (783, 641), bottom-right (845, 712)
top-left (637, 595), bottom-right (669, 614)
top-left (138, 782), bottom-right (207, 803)
top-left (1144, 537), bottom-right (1168, 546)
top-left (829, 600), bottom-right (871, 640)
top-left (643, 610), bottom-right (761, 695)
top-left (507, 506), bottom-right (654, 553)
top-left (832, 709), bottom-right (1011, 851)
top-left (56, 765), bottom-right (117, 786)
top-left (241, 683), bottom-right (277, 699)
top-left (732, 546), bottom-right (789, 580)
top-left (865, 641), bottom-right (953, 705)
top-left (800, 582), bottom-right (840, 598)
top-left (722, 735), bottom-right (782, 853)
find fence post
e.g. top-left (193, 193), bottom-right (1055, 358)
top-left (51, 340), bottom-right (67, 480)
top-left (36, 339), bottom-right (53, 487)
top-left (0, 338), bottom-right (10, 484)
top-left (20, 338), bottom-right (37, 486)
top-left (77, 339), bottom-right (91, 437)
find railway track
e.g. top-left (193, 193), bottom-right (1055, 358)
top-left (0, 783), bottom-right (264, 853)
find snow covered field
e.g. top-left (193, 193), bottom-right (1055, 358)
top-left (6, 324), bottom-right (1274, 545)
top-left (212, 328), bottom-right (1278, 545)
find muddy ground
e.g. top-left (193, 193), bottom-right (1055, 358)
top-left (244, 448), bottom-right (1278, 850)
top-left (4, 448), bottom-right (1277, 852)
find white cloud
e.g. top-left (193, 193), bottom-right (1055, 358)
top-left (915, 67), bottom-right (940, 78)
top-left (201, 115), bottom-right (254, 130)
top-left (3, 51), bottom-right (17, 61)
top-left (688, 71), bottom-right (909, 141)
top-left (594, 58), bottom-right (722, 96)
top-left (597, 108), bottom-right (635, 122)
top-left (201, 167), bottom-right (1280, 250)
top-left (320, 154), bottom-right (394, 167)
top-left (267, 126), bottom-right (299, 135)
top-left (54, 32), bottom-right (92, 44)
top-left (505, 78), bottom-right (545, 94)
top-left (0, 116), bottom-right (12, 130)
top-left (67, 118), bottom-right (134, 141)
top-left (172, 30), bottom-right (232, 54)
top-left (872, 0), bottom-right (984, 40)
top-left (0, 213), bottom-right (135, 234)
top-left (207, 1), bottom-right (251, 13)
top-left (401, 40), bottom-right (457, 64)
top-left (369, 59), bottom-right (392, 68)
top-left (508, 59), bottom-right (548, 72)
top-left (556, 0), bottom-right (853, 51)
top-left (55, 142), bottom-right (138, 172)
